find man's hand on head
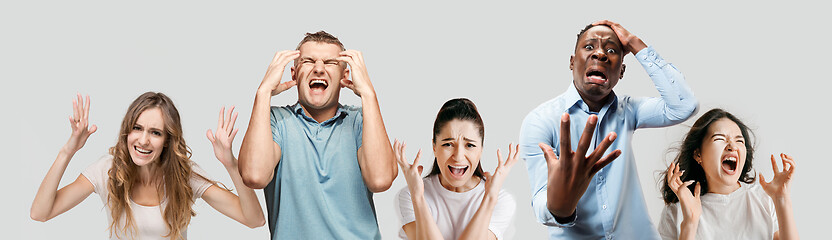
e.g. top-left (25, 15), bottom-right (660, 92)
top-left (540, 113), bottom-right (622, 219)
top-left (593, 20), bottom-right (647, 55)
top-left (336, 50), bottom-right (376, 98)
top-left (260, 50), bottom-right (301, 96)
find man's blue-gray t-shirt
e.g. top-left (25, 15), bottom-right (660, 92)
top-left (266, 103), bottom-right (380, 239)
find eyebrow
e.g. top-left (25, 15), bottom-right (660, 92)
top-left (300, 57), bottom-right (339, 62)
top-left (134, 123), bottom-right (164, 133)
top-left (440, 137), bottom-right (479, 142)
top-left (711, 133), bottom-right (744, 139)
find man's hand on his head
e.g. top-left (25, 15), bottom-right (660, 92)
top-left (336, 50), bottom-right (376, 98)
top-left (593, 20), bottom-right (647, 55)
top-left (260, 50), bottom-right (300, 96)
top-left (540, 113), bottom-right (622, 219)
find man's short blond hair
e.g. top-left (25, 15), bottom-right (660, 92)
top-left (296, 31), bottom-right (345, 51)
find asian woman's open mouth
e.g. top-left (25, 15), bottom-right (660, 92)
top-left (448, 165), bottom-right (469, 179)
top-left (721, 155), bottom-right (738, 175)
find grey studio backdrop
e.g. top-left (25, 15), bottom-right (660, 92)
top-left (2, 1), bottom-right (827, 239)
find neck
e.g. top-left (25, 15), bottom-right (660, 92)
top-left (438, 174), bottom-right (481, 193)
top-left (137, 163), bottom-right (160, 185)
top-left (576, 90), bottom-right (613, 112)
top-left (707, 181), bottom-right (741, 195)
top-left (300, 103), bottom-right (339, 123)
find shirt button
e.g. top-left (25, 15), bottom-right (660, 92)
top-left (602, 205), bottom-right (607, 210)
top-left (648, 63), bottom-right (653, 67)
top-left (606, 235), bottom-right (612, 240)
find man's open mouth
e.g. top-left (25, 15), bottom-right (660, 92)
top-left (586, 71), bottom-right (607, 84)
top-left (310, 79), bottom-right (328, 92)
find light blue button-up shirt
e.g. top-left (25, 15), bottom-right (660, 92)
top-left (519, 46), bottom-right (698, 239)
top-left (265, 103), bottom-right (381, 240)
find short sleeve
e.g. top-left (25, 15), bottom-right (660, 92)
top-left (353, 107), bottom-right (364, 149)
top-left (81, 155), bottom-right (114, 195)
top-left (270, 106), bottom-right (285, 148)
top-left (658, 203), bottom-right (680, 240)
top-left (396, 187), bottom-right (415, 239)
top-left (189, 162), bottom-right (214, 199)
top-left (489, 191), bottom-right (517, 240)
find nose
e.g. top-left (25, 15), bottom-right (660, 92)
top-left (453, 144), bottom-right (465, 160)
top-left (726, 140), bottom-right (736, 151)
top-left (139, 132), bottom-right (151, 145)
top-left (312, 60), bottom-right (325, 75)
top-left (591, 49), bottom-right (608, 62)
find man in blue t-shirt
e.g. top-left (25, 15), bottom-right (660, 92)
top-left (238, 31), bottom-right (397, 239)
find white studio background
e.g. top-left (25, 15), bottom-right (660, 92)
top-left (2, 1), bottom-right (827, 239)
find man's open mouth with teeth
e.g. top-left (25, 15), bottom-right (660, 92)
top-left (309, 79), bottom-right (328, 93)
top-left (721, 155), bottom-right (738, 175)
top-left (448, 165), bottom-right (469, 178)
top-left (586, 70), bottom-right (607, 85)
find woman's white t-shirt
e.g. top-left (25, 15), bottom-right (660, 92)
top-left (658, 182), bottom-right (779, 240)
top-left (82, 155), bottom-right (213, 240)
top-left (396, 175), bottom-right (516, 240)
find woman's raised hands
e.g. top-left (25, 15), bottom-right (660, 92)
top-left (207, 106), bottom-right (240, 167)
top-left (394, 139), bottom-right (424, 196)
top-left (666, 163), bottom-right (701, 228)
top-left (63, 93), bottom-right (97, 154)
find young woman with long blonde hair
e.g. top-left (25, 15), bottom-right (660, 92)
top-left (31, 92), bottom-right (265, 239)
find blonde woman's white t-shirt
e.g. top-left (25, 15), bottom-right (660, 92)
top-left (82, 155), bottom-right (213, 240)
top-left (396, 175), bottom-right (516, 240)
top-left (658, 182), bottom-right (779, 240)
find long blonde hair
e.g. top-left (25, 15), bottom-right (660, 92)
top-left (107, 92), bottom-right (211, 239)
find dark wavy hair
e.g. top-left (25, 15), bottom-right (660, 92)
top-left (426, 98), bottom-right (485, 178)
top-left (660, 108), bottom-right (756, 204)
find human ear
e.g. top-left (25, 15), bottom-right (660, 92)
top-left (290, 66), bottom-right (297, 81)
top-left (620, 63), bottom-right (626, 79)
top-left (569, 55), bottom-right (575, 70)
top-left (693, 149), bottom-right (701, 164)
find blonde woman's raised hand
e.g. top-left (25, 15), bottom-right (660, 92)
top-left (394, 139), bottom-right (424, 196)
top-left (759, 153), bottom-right (796, 200)
top-left (63, 93), bottom-right (97, 154)
top-left (483, 143), bottom-right (520, 198)
top-left (207, 106), bottom-right (240, 167)
top-left (666, 163), bottom-right (701, 229)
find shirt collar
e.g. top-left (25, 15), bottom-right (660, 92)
top-left (564, 81), bottom-right (618, 115)
top-left (291, 102), bottom-right (348, 125)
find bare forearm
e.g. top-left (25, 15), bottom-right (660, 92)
top-left (223, 159), bottom-right (265, 228)
top-left (411, 195), bottom-right (444, 240)
top-left (359, 92), bottom-right (397, 192)
top-left (546, 182), bottom-right (580, 219)
top-left (773, 196), bottom-right (799, 240)
top-left (239, 89), bottom-right (278, 188)
top-left (459, 195), bottom-right (498, 240)
top-left (31, 150), bottom-right (73, 221)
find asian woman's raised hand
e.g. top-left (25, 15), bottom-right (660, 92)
top-left (759, 153), bottom-right (796, 200)
top-left (666, 163), bottom-right (701, 228)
